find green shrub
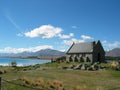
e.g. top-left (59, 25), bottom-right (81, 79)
top-left (10, 61), bottom-right (17, 67)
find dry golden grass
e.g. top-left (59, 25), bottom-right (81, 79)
top-left (19, 77), bottom-right (65, 90)
top-left (109, 61), bottom-right (119, 69)
top-left (35, 78), bottom-right (44, 88)
top-left (21, 77), bottom-right (35, 86)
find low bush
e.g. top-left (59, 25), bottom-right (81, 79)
top-left (109, 61), bottom-right (119, 69)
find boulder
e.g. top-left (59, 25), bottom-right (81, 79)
top-left (81, 64), bottom-right (88, 70)
top-left (74, 64), bottom-right (82, 70)
top-left (69, 65), bottom-right (75, 69)
top-left (116, 65), bottom-right (120, 71)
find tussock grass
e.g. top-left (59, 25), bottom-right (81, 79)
top-left (20, 77), bottom-right (65, 90)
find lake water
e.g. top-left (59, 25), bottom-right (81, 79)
top-left (0, 57), bottom-right (51, 66)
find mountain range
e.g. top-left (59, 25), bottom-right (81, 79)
top-left (0, 49), bottom-right (66, 57)
top-left (106, 48), bottom-right (120, 57)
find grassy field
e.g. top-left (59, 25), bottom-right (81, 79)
top-left (0, 62), bottom-right (120, 90)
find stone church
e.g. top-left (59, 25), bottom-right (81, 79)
top-left (66, 40), bottom-right (105, 63)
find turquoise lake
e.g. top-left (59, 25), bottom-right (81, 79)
top-left (0, 57), bottom-right (51, 66)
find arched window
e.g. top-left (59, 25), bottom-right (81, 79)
top-left (86, 57), bottom-right (90, 62)
top-left (69, 56), bottom-right (73, 62)
top-left (75, 56), bottom-right (78, 62)
top-left (80, 57), bottom-right (84, 62)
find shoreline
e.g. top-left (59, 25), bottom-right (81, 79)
top-left (0, 56), bottom-right (62, 60)
top-left (0, 57), bottom-right (51, 66)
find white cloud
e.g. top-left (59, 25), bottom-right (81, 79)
top-left (81, 35), bottom-right (93, 40)
top-left (63, 40), bottom-right (72, 46)
top-left (63, 35), bottom-right (94, 45)
top-left (0, 45), bottom-right (53, 53)
top-left (58, 33), bottom-right (74, 39)
top-left (63, 38), bottom-right (85, 46)
top-left (24, 25), bottom-right (74, 39)
top-left (102, 40), bottom-right (120, 50)
top-left (59, 49), bottom-right (66, 52)
top-left (24, 25), bottom-right (63, 38)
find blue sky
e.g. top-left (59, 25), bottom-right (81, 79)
top-left (0, 0), bottom-right (120, 53)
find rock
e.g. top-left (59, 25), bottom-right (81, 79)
top-left (87, 65), bottom-right (94, 71)
top-left (94, 64), bottom-right (100, 70)
top-left (69, 65), bottom-right (75, 69)
top-left (74, 64), bottom-right (82, 70)
top-left (81, 64), bottom-right (86, 70)
top-left (116, 66), bottom-right (120, 71)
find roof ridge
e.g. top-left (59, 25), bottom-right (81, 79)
top-left (74, 41), bottom-right (98, 44)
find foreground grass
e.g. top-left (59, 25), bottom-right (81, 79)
top-left (0, 62), bottom-right (120, 90)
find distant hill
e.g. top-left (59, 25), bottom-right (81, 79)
top-left (106, 48), bottom-right (120, 57)
top-left (0, 49), bottom-right (66, 58)
top-left (33, 49), bottom-right (66, 56)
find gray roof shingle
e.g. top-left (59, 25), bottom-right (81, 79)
top-left (67, 42), bottom-right (94, 54)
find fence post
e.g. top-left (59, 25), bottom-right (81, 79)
top-left (0, 77), bottom-right (1, 90)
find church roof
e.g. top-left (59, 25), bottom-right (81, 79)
top-left (66, 41), bottom-right (99, 54)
